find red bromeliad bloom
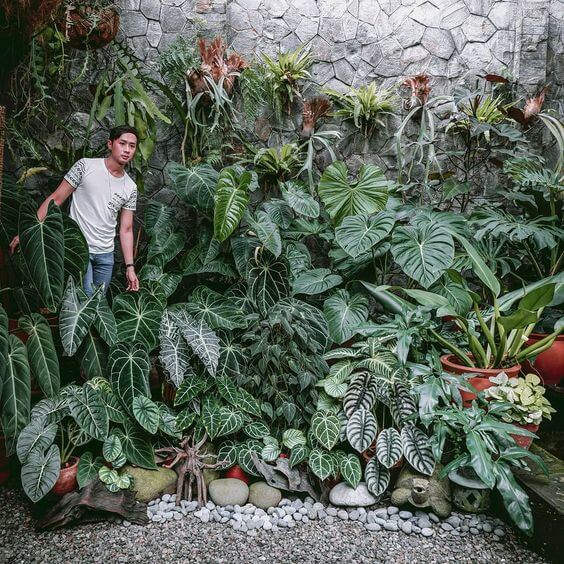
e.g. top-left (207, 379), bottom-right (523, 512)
top-left (523, 85), bottom-right (548, 121)
top-left (403, 73), bottom-right (431, 108)
top-left (301, 96), bottom-right (332, 136)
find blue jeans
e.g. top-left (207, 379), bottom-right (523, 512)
top-left (84, 252), bottom-right (114, 297)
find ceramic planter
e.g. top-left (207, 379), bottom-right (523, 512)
top-left (525, 334), bottom-right (564, 386)
top-left (509, 422), bottom-right (539, 450)
top-left (440, 354), bottom-right (521, 406)
top-left (52, 456), bottom-right (80, 496)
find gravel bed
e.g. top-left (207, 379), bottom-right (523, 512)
top-left (0, 487), bottom-right (546, 564)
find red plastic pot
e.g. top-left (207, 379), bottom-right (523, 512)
top-left (52, 456), bottom-right (79, 496)
top-left (440, 354), bottom-right (521, 406)
top-left (509, 423), bottom-right (539, 450)
top-left (223, 464), bottom-right (250, 484)
top-left (525, 334), bottom-right (564, 386)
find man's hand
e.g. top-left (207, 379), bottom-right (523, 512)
top-left (126, 267), bottom-right (139, 292)
top-left (9, 235), bottom-right (20, 255)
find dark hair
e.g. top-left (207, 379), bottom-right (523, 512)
top-left (109, 125), bottom-right (139, 142)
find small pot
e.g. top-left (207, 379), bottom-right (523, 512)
top-left (52, 456), bottom-right (80, 496)
top-left (223, 464), bottom-right (250, 484)
top-left (509, 422), bottom-right (539, 450)
top-left (525, 334), bottom-right (564, 386)
top-left (440, 354), bottom-right (521, 406)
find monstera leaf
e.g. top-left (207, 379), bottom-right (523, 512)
top-left (59, 277), bottom-right (99, 356)
top-left (346, 408), bottom-right (377, 453)
top-left (19, 201), bottom-right (65, 311)
top-left (247, 251), bottom-right (290, 315)
top-left (214, 167), bottom-right (251, 241)
top-left (1, 335), bottom-right (31, 455)
top-left (169, 307), bottom-right (220, 376)
top-left (323, 289), bottom-right (369, 344)
top-left (21, 444), bottom-right (60, 502)
top-left (281, 181), bottom-right (320, 218)
top-left (113, 289), bottom-right (162, 351)
top-left (365, 456), bottom-right (390, 497)
top-left (65, 384), bottom-right (109, 441)
top-left (392, 224), bottom-right (454, 289)
top-left (246, 210), bottom-right (282, 257)
top-left (376, 427), bottom-right (403, 468)
top-left (16, 416), bottom-right (57, 464)
top-left (401, 425), bottom-right (435, 476)
top-left (159, 310), bottom-right (193, 387)
top-left (292, 268), bottom-right (343, 296)
top-left (63, 215), bottom-right (89, 282)
top-left (185, 286), bottom-right (247, 331)
top-left (109, 342), bottom-right (151, 412)
top-left (167, 162), bottom-right (218, 211)
top-left (317, 162), bottom-right (389, 225)
top-left (311, 411), bottom-right (340, 450)
top-left (19, 313), bottom-right (60, 396)
top-left (341, 454), bottom-right (362, 489)
top-left (335, 211), bottom-right (395, 258)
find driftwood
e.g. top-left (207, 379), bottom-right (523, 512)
top-left (250, 453), bottom-right (321, 500)
top-left (36, 478), bottom-right (149, 530)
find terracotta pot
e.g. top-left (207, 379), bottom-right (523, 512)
top-left (525, 334), bottom-right (564, 386)
top-left (509, 423), bottom-right (539, 450)
top-left (440, 354), bottom-right (521, 406)
top-left (223, 464), bottom-right (250, 484)
top-left (52, 456), bottom-right (79, 496)
top-left (59, 7), bottom-right (119, 50)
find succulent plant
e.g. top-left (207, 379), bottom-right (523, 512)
top-left (486, 373), bottom-right (556, 426)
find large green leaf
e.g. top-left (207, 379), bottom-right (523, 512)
top-left (247, 211), bottom-right (282, 257)
top-left (31, 396), bottom-right (69, 424)
top-left (401, 425), bottom-right (435, 476)
top-left (113, 289), bottom-right (162, 351)
top-left (262, 199), bottom-right (294, 229)
top-left (65, 384), bottom-right (109, 441)
top-left (169, 308), bottom-right (220, 376)
top-left (308, 448), bottom-right (334, 480)
top-left (466, 429), bottom-right (495, 488)
top-left (167, 162), bottom-right (218, 211)
top-left (281, 180), bottom-right (320, 218)
top-left (343, 372), bottom-right (378, 418)
top-left (456, 235), bottom-right (500, 297)
top-left (103, 434), bottom-right (123, 462)
top-left (77, 452), bottom-right (104, 488)
top-left (114, 422), bottom-right (156, 469)
top-left (19, 313), bottom-right (59, 396)
top-left (324, 289), bottom-right (368, 344)
top-left (62, 215), bottom-right (89, 282)
top-left (392, 224), bottom-right (454, 288)
top-left (59, 277), bottom-right (99, 356)
top-left (365, 456), bottom-right (390, 496)
top-left (1, 335), bottom-right (31, 455)
top-left (375, 427), bottom-right (403, 468)
top-left (247, 251), bottom-right (290, 315)
top-left (108, 342), bottom-right (151, 412)
top-left (214, 167), bottom-right (251, 242)
top-left (144, 201), bottom-right (176, 236)
top-left (494, 464), bottom-right (533, 535)
top-left (16, 416), bottom-right (57, 464)
top-left (346, 408), bottom-right (378, 452)
top-left (78, 328), bottom-right (108, 380)
top-left (21, 444), bottom-right (60, 502)
top-left (317, 161), bottom-right (389, 225)
top-left (174, 374), bottom-right (212, 405)
top-left (19, 200), bottom-right (64, 311)
top-left (138, 264), bottom-right (182, 299)
top-left (158, 310), bottom-right (193, 387)
top-left (335, 211), bottom-right (395, 258)
top-left (292, 268), bottom-right (343, 296)
top-left (147, 228), bottom-right (186, 267)
top-left (237, 439), bottom-right (263, 476)
top-left (94, 296), bottom-right (118, 346)
top-left (132, 396), bottom-right (160, 434)
top-left (340, 453), bottom-right (362, 488)
top-left (0, 306), bottom-right (8, 384)
top-left (311, 411), bottom-right (340, 450)
top-left (185, 286), bottom-right (247, 331)
top-left (202, 404), bottom-right (245, 439)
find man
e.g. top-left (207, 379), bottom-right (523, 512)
top-left (10, 125), bottom-right (140, 296)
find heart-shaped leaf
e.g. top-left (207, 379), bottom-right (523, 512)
top-left (292, 268), bottom-right (343, 296)
top-left (65, 384), bottom-right (109, 441)
top-left (16, 416), bottom-right (57, 464)
top-left (132, 396), bottom-right (160, 434)
top-left (340, 453), bottom-right (362, 488)
top-left (346, 408), bottom-right (378, 452)
top-left (365, 456), bottom-right (390, 497)
top-left (401, 425), bottom-right (435, 476)
top-left (324, 289), bottom-right (369, 344)
top-left (281, 180), bottom-right (320, 218)
top-left (311, 411), bottom-right (341, 450)
top-left (335, 211), bottom-right (395, 258)
top-left (214, 167), bottom-right (251, 241)
top-left (308, 448), bottom-right (334, 480)
top-left (376, 428), bottom-right (403, 469)
top-left (21, 444), bottom-right (60, 502)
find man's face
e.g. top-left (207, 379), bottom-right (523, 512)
top-left (108, 133), bottom-right (138, 165)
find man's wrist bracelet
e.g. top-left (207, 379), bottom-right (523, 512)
top-left (125, 263), bottom-right (135, 269)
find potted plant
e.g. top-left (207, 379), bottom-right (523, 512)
top-left (485, 373), bottom-right (556, 449)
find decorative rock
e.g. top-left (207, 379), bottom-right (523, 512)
top-left (470, 527), bottom-right (480, 535)
top-left (349, 510), bottom-right (360, 521)
top-left (482, 523), bottom-right (493, 533)
top-left (325, 516), bottom-right (335, 525)
top-left (401, 521), bottom-right (412, 534)
top-left (326, 507), bottom-right (338, 517)
top-left (384, 521), bottom-right (399, 531)
top-left (329, 482), bottom-right (378, 507)
top-left (365, 523), bottom-right (381, 532)
top-left (399, 510), bottom-right (412, 520)
top-left (494, 528), bottom-right (505, 537)
top-left (446, 515), bottom-right (461, 528)
top-left (374, 508), bottom-right (388, 519)
top-left (209, 479), bottom-right (250, 507)
top-left (337, 510), bottom-right (349, 520)
top-left (429, 513), bottom-right (440, 523)
top-left (441, 523), bottom-right (454, 531)
top-left (421, 527), bottom-right (434, 537)
top-left (123, 466), bottom-right (177, 503)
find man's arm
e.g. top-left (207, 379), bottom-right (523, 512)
top-left (119, 208), bottom-right (139, 291)
top-left (9, 179), bottom-right (75, 254)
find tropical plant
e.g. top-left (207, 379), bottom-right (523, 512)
top-left (485, 373), bottom-right (556, 426)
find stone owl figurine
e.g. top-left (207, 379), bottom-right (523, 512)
top-left (391, 465), bottom-right (452, 518)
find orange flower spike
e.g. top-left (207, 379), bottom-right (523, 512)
top-left (523, 85), bottom-right (548, 121)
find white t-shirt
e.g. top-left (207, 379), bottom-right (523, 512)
top-left (64, 158), bottom-right (137, 254)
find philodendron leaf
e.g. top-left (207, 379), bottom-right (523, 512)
top-left (0, 305), bottom-right (8, 385)
top-left (65, 384), bottom-right (109, 441)
top-left (346, 408), bottom-right (378, 453)
top-left (174, 374), bottom-right (212, 406)
top-left (401, 425), bottom-right (435, 476)
top-left (59, 277), bottom-right (99, 356)
top-left (308, 448), bottom-right (334, 480)
top-left (237, 440), bottom-right (262, 476)
top-left (392, 224), bottom-right (454, 289)
top-left (341, 454), bottom-right (362, 489)
top-left (94, 296), bottom-right (118, 346)
top-left (1, 335), bottom-right (31, 455)
top-left (77, 452), bottom-right (104, 488)
top-left (132, 396), bottom-right (160, 434)
top-left (247, 210), bottom-right (282, 257)
top-left (109, 342), bottom-right (151, 412)
top-left (214, 167), bottom-right (251, 242)
top-left (335, 211), bottom-right (395, 258)
top-left (244, 421), bottom-right (271, 439)
top-left (217, 440), bottom-right (240, 469)
top-left (167, 162), bottom-right (218, 211)
top-left (159, 310), bottom-right (193, 388)
top-left (375, 427), bottom-right (403, 469)
top-left (292, 268), bottom-right (343, 296)
top-left (281, 180), bottom-right (320, 218)
top-left (185, 286), bottom-right (247, 331)
top-left (16, 416), bottom-right (57, 464)
top-left (21, 444), bottom-right (61, 502)
top-left (311, 411), bottom-right (341, 450)
top-left (114, 422), bottom-right (156, 469)
top-left (103, 434), bottom-right (123, 462)
top-left (290, 444), bottom-right (310, 468)
top-left (365, 456), bottom-right (390, 497)
top-left (63, 214), bottom-right (89, 284)
top-left (78, 327), bottom-right (108, 380)
top-left (282, 428), bottom-right (307, 449)
top-left (19, 313), bottom-right (60, 396)
top-left (247, 251), bottom-right (290, 316)
top-left (343, 372), bottom-right (378, 418)
top-left (202, 405), bottom-right (244, 439)
top-left (31, 396), bottom-right (69, 424)
top-left (324, 289), bottom-right (369, 344)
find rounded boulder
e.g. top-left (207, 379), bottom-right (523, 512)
top-left (209, 478), bottom-right (249, 507)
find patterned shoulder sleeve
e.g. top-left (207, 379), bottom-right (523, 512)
top-left (64, 159), bottom-right (87, 189)
top-left (123, 184), bottom-right (138, 211)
